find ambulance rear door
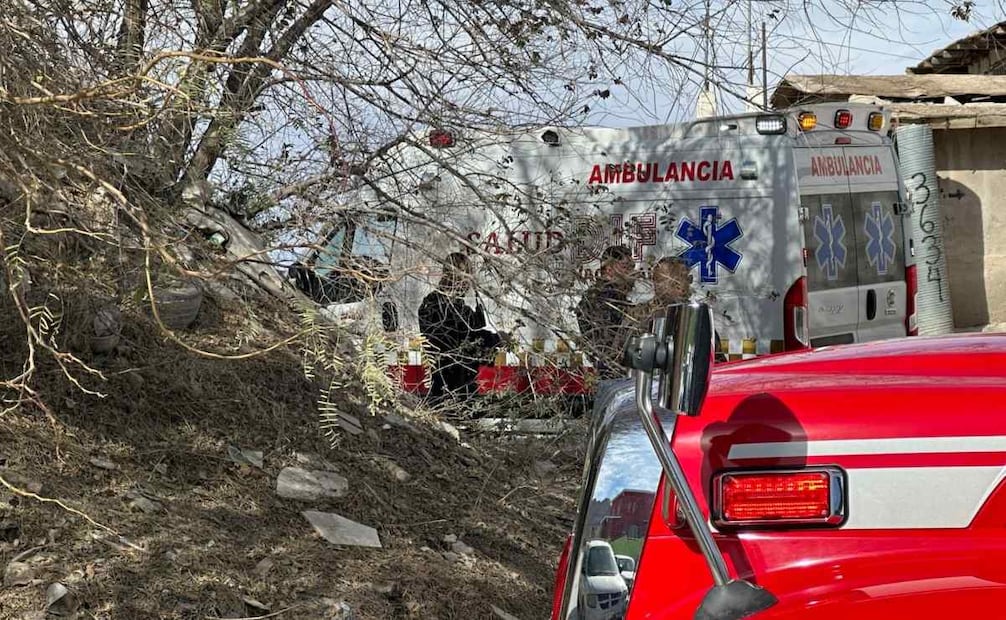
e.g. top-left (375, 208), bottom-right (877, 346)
top-left (798, 147), bottom-right (860, 346)
top-left (847, 145), bottom-right (908, 342)
top-left (798, 144), bottom-right (908, 345)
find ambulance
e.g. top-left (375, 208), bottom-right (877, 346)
top-left (291, 103), bottom-right (915, 388)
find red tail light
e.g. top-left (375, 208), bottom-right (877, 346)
top-left (906, 264), bottom-right (918, 336)
top-left (713, 468), bottom-right (846, 527)
top-left (783, 276), bottom-right (810, 351)
top-left (429, 129), bottom-right (455, 148)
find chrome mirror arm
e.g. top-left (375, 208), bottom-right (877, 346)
top-left (632, 358), bottom-right (730, 586)
top-left (625, 304), bottom-right (778, 620)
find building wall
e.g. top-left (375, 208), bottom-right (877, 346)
top-left (932, 127), bottom-right (1006, 328)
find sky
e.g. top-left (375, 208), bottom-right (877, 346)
top-left (583, 1), bottom-right (991, 127)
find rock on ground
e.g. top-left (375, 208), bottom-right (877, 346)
top-left (276, 467), bottom-right (349, 501)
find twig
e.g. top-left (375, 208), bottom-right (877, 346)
top-left (360, 480), bottom-right (394, 514)
top-left (203, 603), bottom-right (305, 620)
top-left (497, 484), bottom-right (531, 505)
top-left (10, 544), bottom-right (46, 564)
top-left (0, 475), bottom-right (145, 553)
top-left (385, 518), bottom-right (448, 528)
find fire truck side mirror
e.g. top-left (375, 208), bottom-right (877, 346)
top-left (623, 302), bottom-right (715, 416)
top-left (663, 302), bottom-right (715, 416)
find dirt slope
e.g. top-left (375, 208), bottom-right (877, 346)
top-left (0, 296), bottom-right (584, 620)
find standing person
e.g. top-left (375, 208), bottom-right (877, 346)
top-left (648, 256), bottom-right (693, 309)
top-left (576, 245), bottom-right (638, 379)
top-left (419, 253), bottom-right (502, 403)
top-left (639, 256), bottom-right (726, 363)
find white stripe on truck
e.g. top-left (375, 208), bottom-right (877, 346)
top-left (727, 435), bottom-right (1006, 460)
top-left (843, 466), bottom-right (1006, 529)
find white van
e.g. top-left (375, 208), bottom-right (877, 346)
top-left (576, 540), bottom-right (628, 620)
top-left (290, 103), bottom-right (914, 377)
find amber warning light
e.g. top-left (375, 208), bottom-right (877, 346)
top-left (713, 468), bottom-right (846, 527)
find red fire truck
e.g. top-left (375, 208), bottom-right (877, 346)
top-left (552, 304), bottom-right (1006, 620)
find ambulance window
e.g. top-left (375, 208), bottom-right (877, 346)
top-left (314, 223), bottom-right (351, 277)
top-left (851, 191), bottom-right (905, 285)
top-left (349, 217), bottom-right (395, 264)
top-left (803, 194), bottom-right (858, 291)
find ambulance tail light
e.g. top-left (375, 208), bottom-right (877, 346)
top-left (868, 112), bottom-right (885, 131)
top-left (784, 276), bottom-right (810, 350)
top-left (834, 109), bottom-right (853, 129)
top-left (906, 264), bottom-right (919, 336)
top-left (797, 111), bottom-right (817, 131)
top-left (429, 129), bottom-right (455, 148)
top-left (712, 468), bottom-right (846, 527)
top-left (756, 115), bottom-right (787, 134)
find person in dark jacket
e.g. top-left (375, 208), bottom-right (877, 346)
top-left (419, 253), bottom-right (502, 403)
top-left (576, 245), bottom-right (637, 379)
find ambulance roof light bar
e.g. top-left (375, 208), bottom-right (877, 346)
top-left (755, 115), bottom-right (786, 134)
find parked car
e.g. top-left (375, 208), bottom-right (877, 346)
top-left (614, 555), bottom-right (636, 590)
top-left (576, 540), bottom-right (628, 620)
top-left (553, 303), bottom-right (1006, 620)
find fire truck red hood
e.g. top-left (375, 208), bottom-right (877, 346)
top-left (711, 331), bottom-right (1006, 395)
top-left (624, 332), bottom-right (1006, 620)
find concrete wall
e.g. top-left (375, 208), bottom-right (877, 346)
top-left (932, 127), bottom-right (1006, 328)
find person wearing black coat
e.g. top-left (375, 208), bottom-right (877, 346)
top-left (576, 246), bottom-right (637, 380)
top-left (419, 253), bottom-right (502, 403)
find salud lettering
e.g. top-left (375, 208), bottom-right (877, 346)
top-left (811, 154), bottom-right (883, 177)
top-left (587, 160), bottom-right (734, 185)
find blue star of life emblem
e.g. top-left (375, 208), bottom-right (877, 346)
top-left (674, 206), bottom-right (743, 284)
top-left (813, 204), bottom-right (847, 281)
top-left (864, 202), bottom-right (897, 276)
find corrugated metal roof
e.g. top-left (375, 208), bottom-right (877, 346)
top-left (892, 103), bottom-right (1006, 128)
top-left (770, 74), bottom-right (1006, 108)
top-left (910, 21), bottom-right (1006, 75)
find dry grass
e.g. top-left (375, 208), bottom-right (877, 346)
top-left (0, 288), bottom-right (583, 619)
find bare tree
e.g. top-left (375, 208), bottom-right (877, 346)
top-left (0, 0), bottom-right (973, 418)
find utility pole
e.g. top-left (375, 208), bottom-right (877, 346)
top-left (747, 0), bottom-right (754, 90)
top-left (745, 0), bottom-right (759, 112)
top-left (761, 21), bottom-right (768, 109)
top-left (696, 0), bottom-right (717, 118)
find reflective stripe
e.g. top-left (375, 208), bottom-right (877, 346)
top-left (728, 435), bottom-right (1006, 460)
top-left (389, 335), bottom-right (592, 368)
top-left (725, 436), bottom-right (1006, 529)
top-left (844, 466), bottom-right (1006, 529)
top-left (720, 338), bottom-right (784, 361)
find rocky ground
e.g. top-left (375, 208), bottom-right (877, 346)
top-left (0, 296), bottom-right (586, 620)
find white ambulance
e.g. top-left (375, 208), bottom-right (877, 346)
top-left (293, 102), bottom-right (915, 373)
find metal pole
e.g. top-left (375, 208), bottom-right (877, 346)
top-left (747, 0), bottom-right (754, 88)
top-left (704, 0), bottom-right (711, 90)
top-left (634, 369), bottom-right (730, 586)
top-left (761, 21), bottom-right (768, 108)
